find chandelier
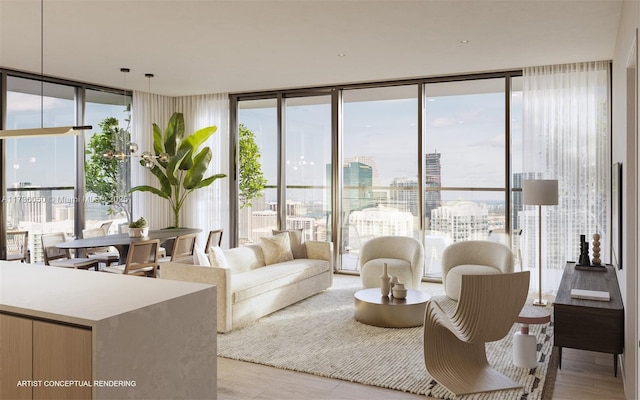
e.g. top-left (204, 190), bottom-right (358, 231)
top-left (102, 71), bottom-right (168, 169)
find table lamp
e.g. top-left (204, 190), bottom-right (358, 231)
top-left (523, 179), bottom-right (559, 306)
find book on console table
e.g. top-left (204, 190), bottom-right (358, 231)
top-left (570, 288), bottom-right (611, 301)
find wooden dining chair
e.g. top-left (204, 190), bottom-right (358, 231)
top-left (82, 227), bottom-right (120, 267)
top-left (204, 229), bottom-right (223, 251)
top-left (160, 233), bottom-right (198, 264)
top-left (6, 230), bottom-right (29, 262)
top-left (104, 239), bottom-right (160, 277)
top-left (41, 233), bottom-right (99, 271)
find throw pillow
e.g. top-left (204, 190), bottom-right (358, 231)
top-left (272, 228), bottom-right (306, 259)
top-left (195, 246), bottom-right (211, 266)
top-left (208, 246), bottom-right (228, 268)
top-left (260, 232), bottom-right (294, 265)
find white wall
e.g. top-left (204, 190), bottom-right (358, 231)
top-left (612, 2), bottom-right (640, 399)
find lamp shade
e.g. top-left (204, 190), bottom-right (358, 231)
top-left (523, 179), bottom-right (559, 206)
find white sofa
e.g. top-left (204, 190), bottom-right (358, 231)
top-left (160, 240), bottom-right (333, 333)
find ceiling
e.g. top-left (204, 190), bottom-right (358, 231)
top-left (0, 0), bottom-right (623, 97)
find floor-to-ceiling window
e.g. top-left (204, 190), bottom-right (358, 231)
top-left (342, 86), bottom-right (418, 271)
top-left (3, 76), bottom-right (76, 262)
top-left (1, 70), bottom-right (132, 263)
top-left (285, 95), bottom-right (332, 241)
top-left (84, 89), bottom-right (132, 234)
top-left (231, 72), bottom-right (520, 277)
top-left (422, 78), bottom-right (508, 279)
top-left (237, 99), bottom-right (278, 245)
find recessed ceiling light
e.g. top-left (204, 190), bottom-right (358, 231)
top-left (338, 53), bottom-right (346, 57)
top-left (460, 40), bottom-right (470, 44)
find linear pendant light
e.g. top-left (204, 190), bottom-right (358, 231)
top-left (0, 0), bottom-right (91, 139)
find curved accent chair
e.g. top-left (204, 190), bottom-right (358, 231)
top-left (424, 271), bottom-right (530, 396)
top-left (442, 240), bottom-right (514, 300)
top-left (359, 236), bottom-right (424, 289)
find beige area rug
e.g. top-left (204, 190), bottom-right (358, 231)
top-left (218, 279), bottom-right (558, 400)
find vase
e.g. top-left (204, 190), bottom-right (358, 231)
top-left (128, 227), bottom-right (149, 238)
top-left (380, 263), bottom-right (391, 296)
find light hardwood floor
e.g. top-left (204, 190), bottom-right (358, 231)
top-left (217, 276), bottom-right (626, 400)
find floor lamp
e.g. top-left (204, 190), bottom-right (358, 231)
top-left (523, 179), bottom-right (558, 306)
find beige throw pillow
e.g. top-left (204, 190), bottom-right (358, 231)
top-left (208, 246), bottom-right (228, 268)
top-left (272, 228), bottom-right (306, 259)
top-left (260, 232), bottom-right (294, 265)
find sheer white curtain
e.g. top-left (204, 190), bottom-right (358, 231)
top-left (522, 61), bottom-right (609, 293)
top-left (131, 91), bottom-right (175, 230)
top-left (175, 94), bottom-right (229, 248)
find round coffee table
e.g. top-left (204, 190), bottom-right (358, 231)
top-left (513, 305), bottom-right (551, 368)
top-left (354, 288), bottom-right (431, 328)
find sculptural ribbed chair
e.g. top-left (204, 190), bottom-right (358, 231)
top-left (423, 271), bottom-right (530, 396)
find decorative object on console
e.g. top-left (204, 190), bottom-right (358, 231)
top-left (577, 234), bottom-right (591, 266)
top-left (523, 179), bottom-right (559, 306)
top-left (380, 263), bottom-right (391, 296)
top-left (592, 233), bottom-right (601, 265)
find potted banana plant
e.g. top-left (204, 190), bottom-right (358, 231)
top-left (129, 112), bottom-right (226, 228)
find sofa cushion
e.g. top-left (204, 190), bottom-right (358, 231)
top-left (445, 264), bottom-right (501, 300)
top-left (231, 258), bottom-right (329, 304)
top-left (272, 229), bottom-right (307, 259)
top-left (260, 233), bottom-right (294, 265)
top-left (223, 245), bottom-right (265, 274)
top-left (208, 246), bottom-right (228, 268)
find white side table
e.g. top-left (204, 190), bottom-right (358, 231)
top-left (513, 306), bottom-right (551, 368)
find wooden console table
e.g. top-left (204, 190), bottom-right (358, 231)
top-left (554, 262), bottom-right (624, 376)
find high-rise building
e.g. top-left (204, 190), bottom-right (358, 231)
top-left (431, 200), bottom-right (489, 242)
top-left (390, 177), bottom-right (418, 215)
top-left (425, 152), bottom-right (442, 228)
top-left (348, 205), bottom-right (414, 238)
top-left (345, 156), bottom-right (379, 186)
top-left (328, 161), bottom-right (374, 214)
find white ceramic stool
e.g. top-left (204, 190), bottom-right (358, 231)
top-left (513, 307), bottom-right (551, 369)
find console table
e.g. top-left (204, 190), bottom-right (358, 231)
top-left (553, 262), bottom-right (624, 376)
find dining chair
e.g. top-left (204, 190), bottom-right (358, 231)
top-left (99, 221), bottom-right (113, 235)
top-left (82, 227), bottom-right (120, 267)
top-left (41, 232), bottom-right (99, 271)
top-left (104, 239), bottom-right (160, 277)
top-left (204, 229), bottom-right (223, 251)
top-left (160, 233), bottom-right (198, 264)
top-left (6, 230), bottom-right (29, 262)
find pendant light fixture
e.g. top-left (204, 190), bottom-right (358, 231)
top-left (0, 0), bottom-right (91, 139)
top-left (103, 72), bottom-right (168, 168)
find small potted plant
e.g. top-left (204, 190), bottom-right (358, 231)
top-left (128, 217), bottom-right (149, 238)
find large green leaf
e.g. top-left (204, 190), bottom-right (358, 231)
top-left (165, 145), bottom-right (192, 185)
top-left (183, 147), bottom-right (212, 189)
top-left (191, 173), bottom-right (226, 190)
top-left (177, 125), bottom-right (217, 170)
top-left (129, 185), bottom-right (170, 199)
top-left (145, 161), bottom-right (172, 196)
top-left (164, 113), bottom-right (185, 155)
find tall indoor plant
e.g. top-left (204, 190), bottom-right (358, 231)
top-left (130, 112), bottom-right (226, 228)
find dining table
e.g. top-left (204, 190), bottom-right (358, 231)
top-left (55, 228), bottom-right (201, 265)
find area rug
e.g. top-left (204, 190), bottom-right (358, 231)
top-left (218, 281), bottom-right (557, 400)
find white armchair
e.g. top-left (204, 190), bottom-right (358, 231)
top-left (441, 240), bottom-right (514, 300)
top-left (359, 236), bottom-right (424, 289)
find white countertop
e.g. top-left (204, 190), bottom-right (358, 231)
top-left (0, 261), bottom-right (214, 327)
